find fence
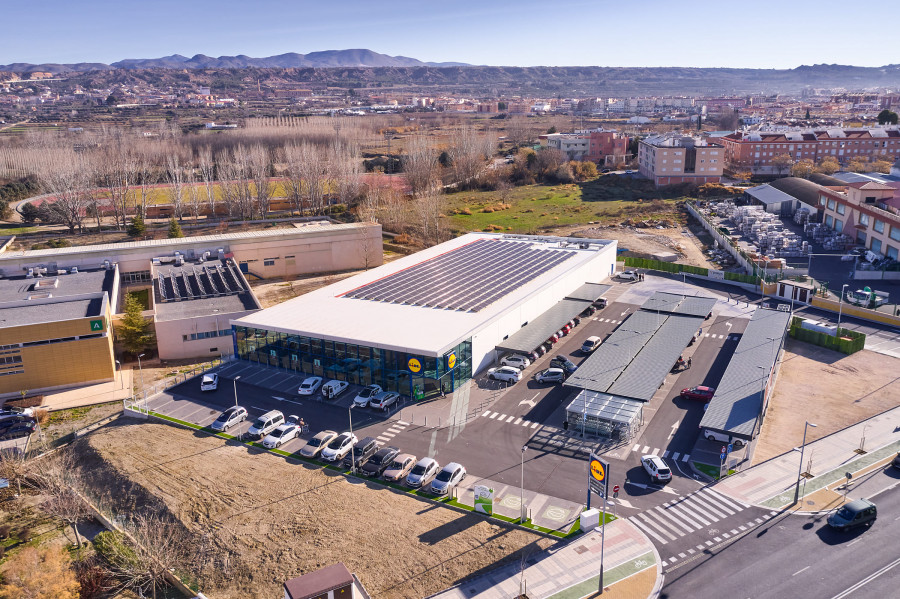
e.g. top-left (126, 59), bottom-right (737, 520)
top-left (623, 255), bottom-right (765, 286)
top-left (789, 316), bottom-right (866, 354)
top-left (131, 357), bottom-right (227, 405)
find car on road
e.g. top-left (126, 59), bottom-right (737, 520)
top-left (618, 270), bottom-right (638, 281)
top-left (297, 376), bottom-right (323, 396)
top-left (343, 436), bottom-right (379, 469)
top-left (550, 355), bottom-right (578, 374)
top-left (321, 380), bottom-right (350, 400)
top-left (262, 424), bottom-right (300, 449)
top-left (641, 455), bottom-right (672, 484)
top-left (534, 367), bottom-right (566, 384)
top-left (209, 406), bottom-right (247, 432)
top-left (500, 354), bottom-right (531, 370)
top-left (487, 366), bottom-right (522, 384)
top-left (299, 430), bottom-right (338, 458)
top-left (827, 498), bottom-right (877, 531)
top-left (320, 432), bottom-right (358, 462)
top-left (601, 168), bottom-right (611, 174)
top-left (581, 336), bottom-right (602, 353)
top-left (369, 391), bottom-right (400, 411)
top-left (383, 453), bottom-right (417, 482)
top-left (200, 373), bottom-right (219, 391)
top-left (245, 410), bottom-right (285, 440)
top-left (406, 457), bottom-right (440, 488)
top-left (353, 384), bottom-right (383, 408)
top-left (680, 386), bottom-right (716, 402)
top-left (430, 462), bottom-right (466, 496)
top-left (625, 169), bottom-right (635, 174)
top-left (360, 446), bottom-right (400, 478)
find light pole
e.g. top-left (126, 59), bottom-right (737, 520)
top-left (520, 445), bottom-right (527, 524)
top-left (794, 421), bottom-right (817, 504)
top-left (836, 283), bottom-right (849, 336)
top-left (115, 360), bottom-right (122, 389)
top-left (233, 375), bottom-right (241, 408)
top-left (137, 353), bottom-right (146, 411)
top-left (348, 404), bottom-right (356, 475)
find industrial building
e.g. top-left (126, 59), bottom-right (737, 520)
top-left (232, 233), bottom-right (618, 400)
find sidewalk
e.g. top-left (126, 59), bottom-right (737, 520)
top-left (429, 518), bottom-right (658, 599)
top-left (31, 369), bottom-right (134, 411)
top-left (714, 404), bottom-right (900, 510)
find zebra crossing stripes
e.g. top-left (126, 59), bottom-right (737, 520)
top-left (593, 317), bottom-right (622, 324)
top-left (703, 333), bottom-right (740, 340)
top-left (376, 421), bottom-right (409, 443)
top-left (632, 443), bottom-right (691, 462)
top-left (481, 411), bottom-right (540, 429)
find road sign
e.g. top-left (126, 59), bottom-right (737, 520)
top-left (589, 452), bottom-right (609, 498)
top-left (612, 484), bottom-right (619, 499)
top-left (727, 443), bottom-right (733, 453)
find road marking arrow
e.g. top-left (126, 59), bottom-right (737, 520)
top-left (669, 420), bottom-right (680, 440)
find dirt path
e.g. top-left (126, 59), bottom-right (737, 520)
top-left (85, 422), bottom-right (553, 599)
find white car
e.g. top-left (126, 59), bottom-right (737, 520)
top-left (641, 455), bottom-right (672, 484)
top-left (618, 270), bottom-right (638, 281)
top-left (209, 406), bottom-right (247, 432)
top-left (200, 373), bottom-right (219, 391)
top-left (406, 457), bottom-right (440, 488)
top-left (298, 376), bottom-right (323, 396)
top-left (262, 424), bottom-right (300, 449)
top-left (487, 366), bottom-right (522, 384)
top-left (500, 354), bottom-right (531, 370)
top-left (430, 462), bottom-right (466, 495)
top-left (369, 391), bottom-right (400, 411)
top-left (321, 380), bottom-right (350, 400)
top-left (353, 384), bottom-right (383, 408)
top-left (320, 432), bottom-right (358, 462)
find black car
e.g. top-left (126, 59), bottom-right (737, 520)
top-left (342, 436), bottom-right (379, 470)
top-left (0, 415), bottom-right (35, 434)
top-left (550, 355), bottom-right (578, 374)
top-left (0, 422), bottom-right (35, 440)
top-left (359, 446), bottom-right (400, 477)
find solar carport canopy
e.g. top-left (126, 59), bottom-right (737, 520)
top-left (565, 389), bottom-right (643, 434)
top-left (641, 292), bottom-right (716, 318)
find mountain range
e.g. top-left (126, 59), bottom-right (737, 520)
top-left (0, 49), bottom-right (469, 74)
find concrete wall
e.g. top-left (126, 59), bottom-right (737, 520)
top-left (811, 295), bottom-right (900, 327)
top-left (685, 202), bottom-right (754, 273)
top-left (155, 309), bottom-right (257, 360)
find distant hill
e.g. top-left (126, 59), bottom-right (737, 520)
top-left (0, 49), bottom-right (469, 74)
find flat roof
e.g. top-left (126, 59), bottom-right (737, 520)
top-left (699, 308), bottom-right (791, 438)
top-left (641, 292), bottom-right (716, 318)
top-left (565, 389), bottom-right (643, 425)
top-left (0, 296), bottom-right (103, 327)
top-left (0, 269), bottom-right (113, 301)
top-left (745, 184), bottom-right (800, 207)
top-left (0, 269), bottom-right (114, 327)
top-left (234, 233), bottom-right (616, 357)
top-left (565, 282), bottom-right (611, 303)
top-left (495, 299), bottom-right (589, 355)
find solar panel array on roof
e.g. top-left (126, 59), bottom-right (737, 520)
top-left (342, 238), bottom-right (576, 312)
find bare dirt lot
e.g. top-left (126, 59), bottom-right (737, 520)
top-left (566, 223), bottom-right (717, 270)
top-left (84, 421), bottom-right (553, 599)
top-left (753, 340), bottom-right (900, 464)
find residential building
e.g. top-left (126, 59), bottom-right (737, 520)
top-left (283, 563), bottom-right (370, 599)
top-left (817, 182), bottom-right (900, 260)
top-left (544, 129), bottom-right (629, 165)
top-left (638, 134), bottom-right (724, 187)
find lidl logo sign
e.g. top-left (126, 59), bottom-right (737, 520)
top-left (446, 352), bottom-right (457, 370)
top-left (407, 357), bottom-right (422, 373)
top-left (589, 459), bottom-right (606, 483)
top-left (89, 319), bottom-right (104, 331)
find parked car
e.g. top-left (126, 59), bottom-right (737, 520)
top-left (262, 424), bottom-right (300, 449)
top-left (581, 336), bottom-right (602, 353)
top-left (892, 452), bottom-right (900, 469)
top-left (320, 432), bottom-right (358, 462)
top-left (0, 420), bottom-right (36, 439)
top-left (383, 453), bottom-right (417, 482)
top-left (297, 376), bottom-right (323, 396)
top-left (601, 168), bottom-right (611, 174)
top-left (245, 410), bottom-right (285, 440)
top-left (353, 384), bottom-right (383, 408)
top-left (430, 462), bottom-right (466, 496)
top-left (487, 366), bottom-right (522, 384)
top-left (641, 455), bottom-right (672, 483)
top-left (210, 406), bottom-right (247, 432)
top-left (369, 391), bottom-right (400, 411)
top-left (500, 354), bottom-right (531, 370)
top-left (406, 457), bottom-right (440, 488)
top-left (0, 408), bottom-right (33, 421)
top-left (343, 436), bottom-right (379, 469)
top-left (551, 356), bottom-right (578, 374)
top-left (625, 170), bottom-right (635, 174)
top-left (618, 270), bottom-right (638, 281)
top-left (299, 430), bottom-right (338, 458)
top-left (581, 305), bottom-right (597, 317)
top-left (0, 414), bottom-right (36, 434)
top-left (321, 380), bottom-right (350, 400)
top-left (827, 498), bottom-right (877, 531)
top-left (360, 446), bottom-right (400, 478)
top-left (285, 414), bottom-right (307, 431)
top-left (680, 386), bottom-right (716, 402)
top-left (547, 333), bottom-right (559, 344)
top-left (535, 368), bottom-right (566, 384)
top-left (593, 297), bottom-right (608, 309)
top-left (200, 373), bottom-right (219, 392)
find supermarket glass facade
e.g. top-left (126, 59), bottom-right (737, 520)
top-left (233, 325), bottom-right (473, 400)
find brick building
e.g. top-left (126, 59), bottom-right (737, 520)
top-left (638, 134), bottom-right (724, 187)
top-left (816, 182), bottom-right (900, 260)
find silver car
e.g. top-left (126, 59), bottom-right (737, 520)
top-left (209, 406), bottom-right (247, 432)
top-left (406, 457), bottom-right (440, 488)
top-left (430, 462), bottom-right (466, 495)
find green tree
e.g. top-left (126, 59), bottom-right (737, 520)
top-left (546, 126), bottom-right (557, 134)
top-left (167, 218), bottom-right (184, 238)
top-left (877, 109), bottom-right (898, 125)
top-left (127, 215), bottom-right (146, 238)
top-left (805, 108), bottom-right (811, 120)
top-left (816, 156), bottom-right (841, 175)
top-left (116, 293), bottom-right (155, 355)
top-left (497, 101), bottom-right (507, 111)
top-left (19, 202), bottom-right (41, 224)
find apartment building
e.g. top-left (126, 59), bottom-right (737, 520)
top-left (817, 182), bottom-right (900, 260)
top-left (545, 129), bottom-right (629, 165)
top-left (722, 127), bottom-right (900, 174)
top-left (638, 135), bottom-right (724, 187)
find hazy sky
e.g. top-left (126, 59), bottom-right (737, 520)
top-left (2, 0), bottom-right (897, 68)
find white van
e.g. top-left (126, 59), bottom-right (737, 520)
top-left (246, 410), bottom-right (285, 439)
top-left (702, 428), bottom-right (746, 448)
top-left (581, 336), bottom-right (602, 354)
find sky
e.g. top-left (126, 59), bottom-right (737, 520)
top-left (2, 0), bottom-right (898, 69)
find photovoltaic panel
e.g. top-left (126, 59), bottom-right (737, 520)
top-left (342, 239), bottom-right (576, 312)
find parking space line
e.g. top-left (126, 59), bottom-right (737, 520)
top-left (681, 454), bottom-right (690, 462)
top-left (672, 452), bottom-right (680, 461)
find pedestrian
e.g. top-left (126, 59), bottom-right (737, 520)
top-left (687, 357), bottom-right (692, 369)
top-left (563, 420), bottom-right (569, 431)
top-left (440, 383), bottom-right (446, 398)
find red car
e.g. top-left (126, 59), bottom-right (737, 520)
top-left (680, 386), bottom-right (715, 402)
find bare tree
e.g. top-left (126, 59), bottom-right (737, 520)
top-left (417, 192), bottom-right (446, 247)
top-left (505, 116), bottom-right (535, 150)
top-left (448, 126), bottom-right (496, 188)
top-left (33, 450), bottom-right (92, 548)
top-left (40, 148), bottom-right (92, 233)
top-left (298, 141), bottom-right (327, 215)
top-left (165, 151), bottom-right (186, 219)
top-left (217, 150), bottom-right (241, 218)
top-left (0, 447), bottom-right (30, 497)
top-left (232, 144), bottom-right (254, 219)
top-left (330, 138), bottom-right (363, 206)
top-left (248, 143), bottom-right (273, 219)
top-left (282, 142), bottom-right (305, 215)
top-left (185, 167), bottom-right (202, 221)
top-left (197, 145), bottom-right (217, 217)
top-left (402, 135), bottom-right (439, 197)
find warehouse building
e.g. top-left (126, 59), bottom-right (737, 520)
top-left (232, 233), bottom-right (618, 400)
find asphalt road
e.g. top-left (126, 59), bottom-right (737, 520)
top-left (659, 468), bottom-right (900, 599)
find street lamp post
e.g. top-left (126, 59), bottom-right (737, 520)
top-left (836, 284), bottom-right (849, 336)
top-left (233, 375), bottom-right (241, 408)
top-left (115, 360), bottom-right (122, 389)
top-left (348, 404), bottom-right (356, 475)
top-left (794, 421), bottom-right (817, 504)
top-left (520, 446), bottom-right (527, 524)
top-left (137, 353), bottom-right (146, 411)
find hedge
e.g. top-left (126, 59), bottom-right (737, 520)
top-left (789, 316), bottom-right (866, 354)
top-left (623, 256), bottom-right (709, 276)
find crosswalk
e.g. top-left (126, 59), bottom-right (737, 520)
top-left (631, 443), bottom-right (690, 462)
top-left (703, 333), bottom-right (740, 340)
top-left (629, 487), bottom-right (778, 567)
top-left (481, 410), bottom-right (541, 429)
top-left (376, 420), bottom-right (409, 444)
top-left (593, 317), bottom-right (623, 324)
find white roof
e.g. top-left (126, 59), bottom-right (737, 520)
top-left (234, 233), bottom-right (614, 357)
